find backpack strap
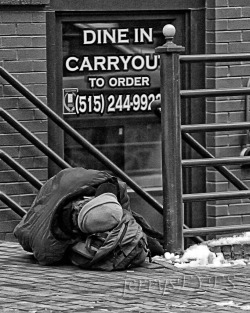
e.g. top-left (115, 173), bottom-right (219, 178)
top-left (89, 214), bottom-right (129, 265)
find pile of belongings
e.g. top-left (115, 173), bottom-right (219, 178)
top-left (14, 168), bottom-right (164, 271)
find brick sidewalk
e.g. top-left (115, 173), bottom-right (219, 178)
top-left (1, 241), bottom-right (250, 312)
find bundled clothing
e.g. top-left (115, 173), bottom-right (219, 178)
top-left (14, 168), bottom-right (163, 270)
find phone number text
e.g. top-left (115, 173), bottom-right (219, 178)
top-left (75, 93), bottom-right (160, 115)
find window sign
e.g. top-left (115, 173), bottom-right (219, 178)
top-left (63, 20), bottom-right (165, 188)
top-left (62, 21), bottom-right (162, 116)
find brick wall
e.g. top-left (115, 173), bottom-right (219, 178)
top-left (0, 2), bottom-right (49, 240)
top-left (206, 0), bottom-right (250, 230)
top-left (2, 0), bottom-right (250, 241)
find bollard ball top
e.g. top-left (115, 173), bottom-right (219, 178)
top-left (163, 24), bottom-right (176, 39)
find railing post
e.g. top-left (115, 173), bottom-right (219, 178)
top-left (155, 24), bottom-right (185, 254)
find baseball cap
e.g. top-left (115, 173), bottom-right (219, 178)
top-left (77, 192), bottom-right (123, 234)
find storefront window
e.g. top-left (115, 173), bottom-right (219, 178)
top-left (62, 20), bottom-right (165, 187)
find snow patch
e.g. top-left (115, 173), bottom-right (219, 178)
top-left (152, 232), bottom-right (250, 268)
top-left (204, 232), bottom-right (250, 246)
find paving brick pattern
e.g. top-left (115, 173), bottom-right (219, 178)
top-left (1, 241), bottom-right (250, 312)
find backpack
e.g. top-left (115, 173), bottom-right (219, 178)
top-left (68, 209), bottom-right (149, 271)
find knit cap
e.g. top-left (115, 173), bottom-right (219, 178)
top-left (77, 192), bottom-right (123, 234)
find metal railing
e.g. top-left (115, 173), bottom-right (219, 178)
top-left (156, 24), bottom-right (250, 252)
top-left (0, 66), bottom-right (163, 215)
top-left (0, 149), bottom-right (42, 190)
top-left (0, 108), bottom-right (70, 170)
top-left (2, 24), bottom-right (250, 253)
top-left (0, 191), bottom-right (26, 218)
top-left (0, 66), bottom-right (207, 244)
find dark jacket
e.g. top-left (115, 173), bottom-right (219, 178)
top-left (14, 168), bottom-right (130, 265)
